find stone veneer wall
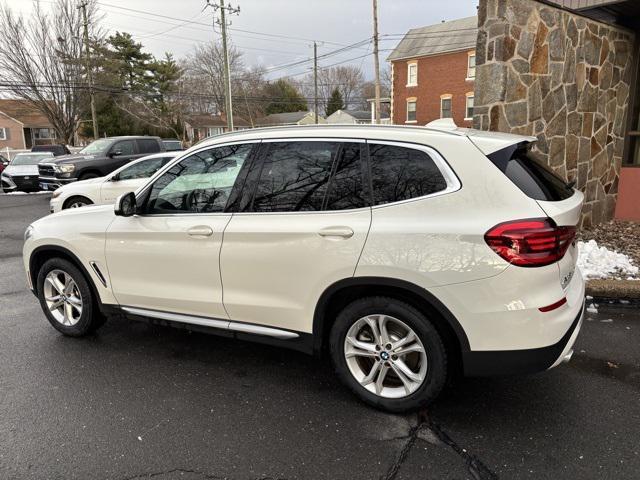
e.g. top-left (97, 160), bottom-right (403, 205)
top-left (473, 0), bottom-right (635, 227)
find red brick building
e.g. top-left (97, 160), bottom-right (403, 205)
top-left (388, 16), bottom-right (478, 127)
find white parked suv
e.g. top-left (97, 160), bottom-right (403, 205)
top-left (48, 152), bottom-right (179, 213)
top-left (23, 124), bottom-right (585, 412)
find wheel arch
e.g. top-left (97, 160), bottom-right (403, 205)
top-left (313, 277), bottom-right (470, 368)
top-left (29, 245), bottom-right (102, 309)
top-left (62, 195), bottom-right (94, 209)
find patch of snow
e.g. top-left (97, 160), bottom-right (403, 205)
top-left (586, 304), bottom-right (598, 314)
top-left (577, 240), bottom-right (639, 280)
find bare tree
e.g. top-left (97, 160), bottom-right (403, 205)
top-left (301, 65), bottom-right (364, 114)
top-left (0, 0), bottom-right (102, 145)
top-left (183, 41), bottom-right (244, 116)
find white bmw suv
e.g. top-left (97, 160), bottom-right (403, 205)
top-left (23, 124), bottom-right (585, 412)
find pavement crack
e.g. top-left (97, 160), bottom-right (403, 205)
top-left (120, 468), bottom-right (223, 480)
top-left (380, 413), bottom-right (423, 480)
top-left (424, 413), bottom-right (498, 480)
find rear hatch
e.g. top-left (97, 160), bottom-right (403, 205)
top-left (485, 141), bottom-right (583, 290)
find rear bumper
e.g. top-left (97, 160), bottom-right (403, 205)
top-left (463, 300), bottom-right (585, 376)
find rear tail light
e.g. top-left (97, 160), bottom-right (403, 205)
top-left (484, 218), bottom-right (576, 267)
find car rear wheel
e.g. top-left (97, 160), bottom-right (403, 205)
top-left (330, 296), bottom-right (447, 412)
top-left (63, 196), bottom-right (93, 209)
top-left (36, 258), bottom-right (105, 336)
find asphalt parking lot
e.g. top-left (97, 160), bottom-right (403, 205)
top-left (1, 193), bottom-right (639, 480)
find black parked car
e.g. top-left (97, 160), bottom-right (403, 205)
top-left (38, 136), bottom-right (165, 190)
top-left (32, 144), bottom-right (71, 156)
top-left (162, 138), bottom-right (184, 152)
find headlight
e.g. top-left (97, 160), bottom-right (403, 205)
top-left (24, 225), bottom-right (34, 241)
top-left (54, 164), bottom-right (75, 174)
top-left (1, 172), bottom-right (10, 178)
top-left (51, 188), bottom-right (62, 199)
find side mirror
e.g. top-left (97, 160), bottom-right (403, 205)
top-left (114, 192), bottom-right (137, 217)
top-left (109, 150), bottom-right (122, 158)
top-left (110, 173), bottom-right (120, 182)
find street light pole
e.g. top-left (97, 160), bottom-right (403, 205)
top-left (78, 1), bottom-right (98, 139)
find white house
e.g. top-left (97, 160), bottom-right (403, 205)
top-left (325, 109), bottom-right (372, 124)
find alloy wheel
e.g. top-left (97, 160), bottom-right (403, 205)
top-left (43, 269), bottom-right (83, 326)
top-left (344, 314), bottom-right (428, 399)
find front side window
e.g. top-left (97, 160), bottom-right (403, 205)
top-left (80, 138), bottom-right (111, 155)
top-left (110, 140), bottom-right (136, 156)
top-left (440, 97), bottom-right (452, 119)
top-left (407, 101), bottom-right (417, 122)
top-left (467, 54), bottom-right (476, 78)
top-left (368, 143), bottom-right (447, 205)
top-left (252, 141), bottom-right (338, 212)
top-left (466, 95), bottom-right (474, 119)
top-left (145, 143), bottom-right (253, 214)
top-left (407, 63), bottom-right (417, 86)
top-left (117, 157), bottom-right (173, 181)
top-left (137, 139), bottom-right (160, 154)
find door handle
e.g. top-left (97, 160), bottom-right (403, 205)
top-left (318, 226), bottom-right (354, 239)
top-left (187, 225), bottom-right (214, 237)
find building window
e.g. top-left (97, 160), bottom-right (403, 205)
top-left (207, 127), bottom-right (224, 137)
top-left (440, 97), bottom-right (452, 119)
top-left (33, 128), bottom-right (55, 139)
top-left (465, 95), bottom-right (474, 120)
top-left (467, 53), bottom-right (476, 79)
top-left (0, 127), bottom-right (5, 140)
top-left (406, 100), bottom-right (417, 122)
top-left (407, 62), bottom-right (418, 86)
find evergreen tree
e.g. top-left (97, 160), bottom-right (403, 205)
top-left (325, 88), bottom-right (344, 117)
top-left (263, 79), bottom-right (307, 114)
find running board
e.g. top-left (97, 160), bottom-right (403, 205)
top-left (121, 306), bottom-right (299, 340)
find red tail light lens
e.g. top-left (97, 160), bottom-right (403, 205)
top-left (484, 218), bottom-right (576, 267)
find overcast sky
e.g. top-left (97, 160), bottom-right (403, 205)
top-left (7, 0), bottom-right (478, 80)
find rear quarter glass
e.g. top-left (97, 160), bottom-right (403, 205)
top-left (487, 142), bottom-right (574, 202)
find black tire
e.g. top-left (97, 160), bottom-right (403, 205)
top-left (36, 258), bottom-right (105, 337)
top-left (63, 195), bottom-right (93, 210)
top-left (330, 296), bottom-right (447, 412)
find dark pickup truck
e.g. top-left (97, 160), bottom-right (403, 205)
top-left (38, 136), bottom-right (165, 190)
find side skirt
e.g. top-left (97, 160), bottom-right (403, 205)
top-left (111, 305), bottom-right (314, 355)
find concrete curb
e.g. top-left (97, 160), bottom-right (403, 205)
top-left (586, 279), bottom-right (640, 301)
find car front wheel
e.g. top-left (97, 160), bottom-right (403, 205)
top-left (330, 296), bottom-right (447, 412)
top-left (36, 258), bottom-right (105, 336)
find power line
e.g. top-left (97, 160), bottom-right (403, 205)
top-left (96, 2), bottom-right (368, 49)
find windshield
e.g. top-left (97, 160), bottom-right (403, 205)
top-left (11, 153), bottom-right (53, 165)
top-left (79, 138), bottom-right (112, 155)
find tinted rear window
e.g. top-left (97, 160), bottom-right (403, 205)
top-left (368, 143), bottom-right (447, 206)
top-left (487, 143), bottom-right (574, 201)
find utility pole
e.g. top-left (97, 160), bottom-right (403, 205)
top-left (78, 1), bottom-right (98, 139)
top-left (372, 0), bottom-right (381, 125)
top-left (207, 0), bottom-right (240, 132)
top-left (313, 41), bottom-right (318, 124)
